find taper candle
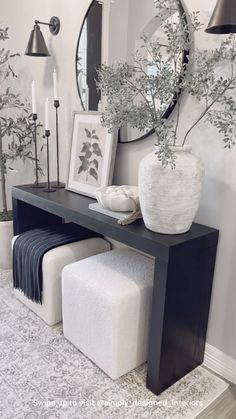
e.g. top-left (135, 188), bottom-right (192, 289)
top-left (45, 98), bottom-right (49, 130)
top-left (53, 69), bottom-right (58, 100)
top-left (32, 80), bottom-right (36, 114)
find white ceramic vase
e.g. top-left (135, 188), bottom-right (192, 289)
top-left (0, 220), bottom-right (13, 269)
top-left (138, 145), bottom-right (204, 234)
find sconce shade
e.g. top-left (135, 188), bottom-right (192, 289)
top-left (206, 0), bottom-right (236, 34)
top-left (25, 23), bottom-right (50, 56)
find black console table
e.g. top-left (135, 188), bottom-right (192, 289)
top-left (12, 184), bottom-right (219, 395)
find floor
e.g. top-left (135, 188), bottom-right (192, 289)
top-left (0, 268), bottom-right (235, 419)
top-left (196, 384), bottom-right (236, 419)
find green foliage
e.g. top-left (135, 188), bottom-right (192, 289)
top-left (0, 210), bottom-right (12, 222)
top-left (97, 0), bottom-right (236, 167)
top-left (78, 128), bottom-right (102, 182)
top-left (0, 26), bottom-right (41, 215)
top-left (182, 35), bottom-right (236, 147)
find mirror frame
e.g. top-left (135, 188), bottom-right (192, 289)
top-left (75, 0), bottom-right (102, 112)
top-left (75, 0), bottom-right (189, 143)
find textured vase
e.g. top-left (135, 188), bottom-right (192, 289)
top-left (0, 220), bottom-right (13, 269)
top-left (138, 145), bottom-right (204, 234)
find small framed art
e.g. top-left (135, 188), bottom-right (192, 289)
top-left (67, 111), bottom-right (117, 198)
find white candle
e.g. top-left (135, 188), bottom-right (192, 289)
top-left (45, 98), bottom-right (49, 130)
top-left (98, 100), bottom-right (102, 112)
top-left (53, 69), bottom-right (58, 100)
top-left (32, 80), bottom-right (36, 114)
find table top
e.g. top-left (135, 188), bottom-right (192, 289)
top-left (12, 184), bottom-right (219, 260)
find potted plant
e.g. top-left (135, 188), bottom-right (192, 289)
top-left (97, 0), bottom-right (236, 234)
top-left (0, 27), bottom-right (38, 268)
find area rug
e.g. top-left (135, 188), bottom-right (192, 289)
top-left (0, 269), bottom-right (228, 419)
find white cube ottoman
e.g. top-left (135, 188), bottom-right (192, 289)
top-left (62, 248), bottom-right (154, 379)
top-left (13, 237), bottom-right (111, 326)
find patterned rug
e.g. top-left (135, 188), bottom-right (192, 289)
top-left (0, 269), bottom-right (228, 419)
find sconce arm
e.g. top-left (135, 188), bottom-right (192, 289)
top-left (34, 16), bottom-right (60, 35)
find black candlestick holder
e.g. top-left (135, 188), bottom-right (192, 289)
top-left (51, 100), bottom-right (65, 189)
top-left (31, 113), bottom-right (44, 188)
top-left (43, 130), bottom-right (56, 193)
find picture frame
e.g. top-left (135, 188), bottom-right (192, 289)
top-left (67, 111), bottom-right (117, 198)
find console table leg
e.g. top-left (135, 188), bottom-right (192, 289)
top-left (146, 257), bottom-right (169, 394)
top-left (147, 235), bottom-right (218, 395)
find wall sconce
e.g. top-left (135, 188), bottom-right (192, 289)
top-left (206, 0), bottom-right (236, 34)
top-left (25, 16), bottom-right (60, 57)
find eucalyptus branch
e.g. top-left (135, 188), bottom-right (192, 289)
top-left (123, 75), bottom-right (158, 124)
top-left (134, 62), bottom-right (160, 122)
top-left (183, 77), bottom-right (236, 145)
top-left (151, 93), bottom-right (159, 127)
top-left (173, 58), bottom-right (180, 143)
top-left (133, 63), bottom-right (151, 79)
top-left (134, 60), bottom-right (169, 113)
top-left (123, 76), bottom-right (150, 106)
top-left (141, 39), bottom-right (158, 66)
top-left (203, 84), bottom-right (209, 109)
top-left (98, 2), bottom-right (236, 167)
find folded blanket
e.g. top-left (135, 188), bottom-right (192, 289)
top-left (13, 223), bottom-right (96, 303)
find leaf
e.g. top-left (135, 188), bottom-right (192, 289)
top-left (92, 143), bottom-right (102, 157)
top-left (92, 158), bottom-right (98, 170)
top-left (84, 128), bottom-right (91, 138)
top-left (80, 142), bottom-right (91, 154)
top-left (78, 165), bottom-right (84, 174)
top-left (89, 167), bottom-right (98, 181)
top-left (78, 156), bottom-right (89, 174)
top-left (92, 135), bottom-right (99, 140)
top-left (85, 149), bottom-right (92, 159)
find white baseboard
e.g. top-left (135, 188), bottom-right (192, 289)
top-left (204, 343), bottom-right (236, 384)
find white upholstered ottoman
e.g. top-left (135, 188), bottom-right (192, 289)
top-left (62, 248), bottom-right (154, 379)
top-left (13, 237), bottom-right (111, 326)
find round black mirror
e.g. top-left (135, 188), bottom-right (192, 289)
top-left (76, 0), bottom-right (189, 143)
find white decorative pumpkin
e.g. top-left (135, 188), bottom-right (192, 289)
top-left (96, 185), bottom-right (139, 212)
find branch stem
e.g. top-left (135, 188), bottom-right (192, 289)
top-left (0, 123), bottom-right (8, 213)
top-left (182, 77), bottom-right (236, 145)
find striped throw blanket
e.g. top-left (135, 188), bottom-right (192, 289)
top-left (13, 223), bottom-right (96, 303)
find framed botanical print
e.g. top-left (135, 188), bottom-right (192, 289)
top-left (67, 111), bottom-right (117, 198)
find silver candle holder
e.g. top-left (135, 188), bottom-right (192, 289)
top-left (31, 113), bottom-right (44, 188)
top-left (51, 99), bottom-right (65, 188)
top-left (43, 130), bottom-right (56, 193)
